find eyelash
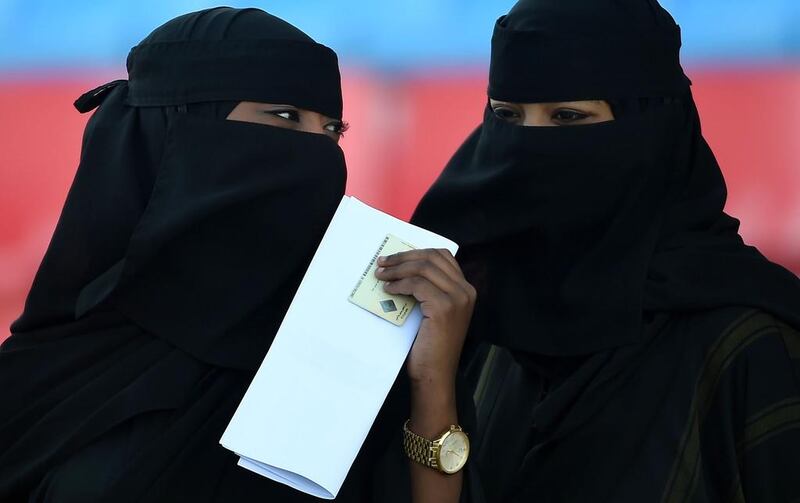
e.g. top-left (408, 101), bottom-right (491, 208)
top-left (268, 109), bottom-right (300, 122)
top-left (552, 109), bottom-right (589, 122)
top-left (492, 107), bottom-right (521, 121)
top-left (492, 106), bottom-right (591, 124)
top-left (267, 109), bottom-right (349, 137)
top-left (326, 121), bottom-right (349, 137)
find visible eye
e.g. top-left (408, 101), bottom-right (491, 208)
top-left (267, 109), bottom-right (300, 122)
top-left (325, 120), bottom-right (350, 137)
top-left (552, 109), bottom-right (590, 124)
top-left (492, 106), bottom-right (522, 123)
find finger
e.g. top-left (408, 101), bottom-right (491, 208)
top-left (433, 248), bottom-right (462, 275)
top-left (427, 250), bottom-right (477, 302)
top-left (376, 259), bottom-right (462, 296)
top-left (379, 249), bottom-right (462, 282)
top-left (383, 276), bottom-right (451, 307)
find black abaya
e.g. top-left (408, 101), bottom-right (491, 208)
top-left (0, 8), bottom-right (408, 502)
top-left (412, 0), bottom-right (800, 500)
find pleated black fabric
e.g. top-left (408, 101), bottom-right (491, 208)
top-left (411, 0), bottom-right (800, 500)
top-left (0, 7), bottom-right (406, 502)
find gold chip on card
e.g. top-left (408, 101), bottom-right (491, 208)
top-left (348, 234), bottom-right (417, 326)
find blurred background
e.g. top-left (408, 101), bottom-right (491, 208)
top-left (1, 0), bottom-right (798, 339)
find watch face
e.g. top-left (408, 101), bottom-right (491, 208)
top-left (438, 431), bottom-right (469, 474)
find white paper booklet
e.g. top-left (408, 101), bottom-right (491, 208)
top-left (219, 196), bottom-right (458, 499)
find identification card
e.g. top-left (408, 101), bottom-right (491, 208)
top-left (349, 234), bottom-right (417, 326)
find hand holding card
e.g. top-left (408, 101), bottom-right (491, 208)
top-left (348, 234), bottom-right (417, 326)
top-left (374, 248), bottom-right (477, 387)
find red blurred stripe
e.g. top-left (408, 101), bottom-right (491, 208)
top-left (1, 68), bottom-right (798, 341)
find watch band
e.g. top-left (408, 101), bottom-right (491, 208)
top-left (403, 419), bottom-right (469, 475)
top-left (403, 419), bottom-right (440, 470)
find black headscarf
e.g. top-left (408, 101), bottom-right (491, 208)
top-left (412, 0), bottom-right (800, 357)
top-left (11, 7), bottom-right (347, 370)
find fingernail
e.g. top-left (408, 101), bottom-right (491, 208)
top-left (378, 256), bottom-right (387, 264)
top-left (376, 267), bottom-right (385, 274)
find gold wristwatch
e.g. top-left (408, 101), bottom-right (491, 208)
top-left (402, 419), bottom-right (470, 474)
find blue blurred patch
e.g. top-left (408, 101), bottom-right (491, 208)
top-left (0, 0), bottom-right (798, 70)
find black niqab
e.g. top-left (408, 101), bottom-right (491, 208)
top-left (413, 0), bottom-right (800, 357)
top-left (413, 1), bottom-right (800, 501)
top-left (0, 9), bottom-right (405, 502)
top-left (12, 7), bottom-right (346, 370)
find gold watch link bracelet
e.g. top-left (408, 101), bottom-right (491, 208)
top-left (402, 419), bottom-right (470, 475)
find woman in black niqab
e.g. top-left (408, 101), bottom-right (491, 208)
top-left (413, 0), bottom-right (800, 501)
top-left (0, 8), bottom-right (402, 502)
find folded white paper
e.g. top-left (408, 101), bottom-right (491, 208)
top-left (219, 196), bottom-right (458, 499)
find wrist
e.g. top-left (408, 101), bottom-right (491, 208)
top-left (409, 370), bottom-right (456, 393)
top-left (409, 383), bottom-right (458, 439)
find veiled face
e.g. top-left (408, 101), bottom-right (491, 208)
top-left (489, 99), bottom-right (615, 127)
top-left (226, 101), bottom-right (349, 142)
